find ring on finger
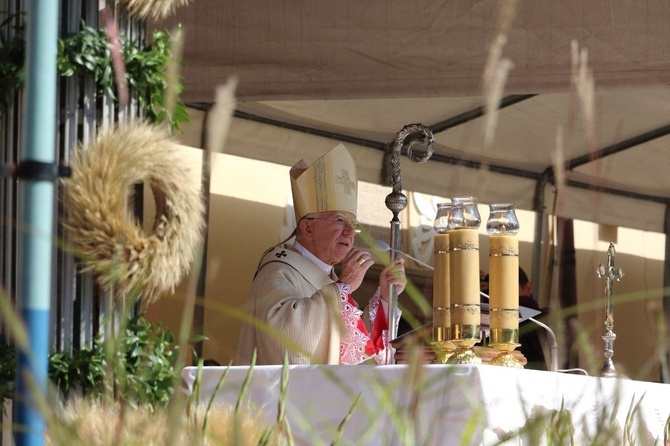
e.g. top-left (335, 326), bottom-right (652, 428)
top-left (357, 257), bottom-right (366, 265)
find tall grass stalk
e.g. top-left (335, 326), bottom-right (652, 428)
top-left (234, 349), bottom-right (256, 444)
top-left (201, 360), bottom-right (230, 435)
top-left (331, 393), bottom-right (361, 446)
top-left (277, 354), bottom-right (294, 445)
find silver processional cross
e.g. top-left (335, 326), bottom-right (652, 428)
top-left (596, 242), bottom-right (624, 377)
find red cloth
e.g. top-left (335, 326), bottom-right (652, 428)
top-left (338, 285), bottom-right (390, 365)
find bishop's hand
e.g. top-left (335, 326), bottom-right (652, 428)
top-left (380, 256), bottom-right (406, 303)
top-left (338, 248), bottom-right (373, 292)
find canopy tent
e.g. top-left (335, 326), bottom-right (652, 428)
top-left (160, 0), bottom-right (670, 101)
top-left (156, 0), bottom-right (670, 231)
top-left (153, 0), bottom-right (670, 311)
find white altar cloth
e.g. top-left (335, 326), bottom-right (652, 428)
top-left (182, 365), bottom-right (670, 445)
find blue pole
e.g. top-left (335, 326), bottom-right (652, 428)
top-left (15, 1), bottom-right (59, 445)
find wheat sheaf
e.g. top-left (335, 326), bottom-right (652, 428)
top-left (61, 122), bottom-right (204, 302)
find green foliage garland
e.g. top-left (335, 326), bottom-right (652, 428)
top-left (0, 14), bottom-right (188, 133)
top-left (58, 24), bottom-right (189, 133)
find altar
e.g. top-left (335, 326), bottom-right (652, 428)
top-left (182, 364), bottom-right (670, 445)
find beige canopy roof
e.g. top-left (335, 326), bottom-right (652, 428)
top-left (155, 0), bottom-right (670, 233)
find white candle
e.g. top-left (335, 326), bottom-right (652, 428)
top-left (449, 228), bottom-right (480, 326)
top-left (489, 235), bottom-right (519, 330)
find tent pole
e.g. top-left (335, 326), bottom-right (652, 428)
top-left (14, 1), bottom-right (59, 445)
top-left (663, 205), bottom-right (670, 383)
top-left (531, 169), bottom-right (553, 304)
top-left (194, 107), bottom-right (213, 359)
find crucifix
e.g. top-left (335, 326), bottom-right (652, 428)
top-left (596, 242), bottom-right (624, 377)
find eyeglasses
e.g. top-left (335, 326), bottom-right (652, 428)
top-left (305, 216), bottom-right (362, 233)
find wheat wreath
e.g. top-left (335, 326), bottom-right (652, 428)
top-left (61, 122), bottom-right (204, 302)
top-left (119, 0), bottom-right (190, 20)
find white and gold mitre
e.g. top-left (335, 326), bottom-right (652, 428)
top-left (290, 144), bottom-right (358, 222)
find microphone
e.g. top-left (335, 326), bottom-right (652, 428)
top-left (373, 240), bottom-right (435, 271)
top-left (374, 241), bottom-right (492, 303)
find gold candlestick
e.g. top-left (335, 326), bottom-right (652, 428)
top-left (487, 203), bottom-right (522, 368)
top-left (446, 197), bottom-right (482, 365)
top-left (489, 310), bottom-right (521, 367)
top-left (448, 305), bottom-right (482, 364)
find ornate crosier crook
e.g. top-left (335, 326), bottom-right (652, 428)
top-left (597, 242), bottom-right (624, 377)
top-left (385, 123), bottom-right (435, 364)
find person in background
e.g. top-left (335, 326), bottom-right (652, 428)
top-left (480, 269), bottom-right (489, 295)
top-left (518, 267), bottom-right (546, 370)
top-left (236, 145), bottom-right (406, 365)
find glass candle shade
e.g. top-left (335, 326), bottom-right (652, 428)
top-left (448, 196), bottom-right (481, 230)
top-left (486, 203), bottom-right (519, 235)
